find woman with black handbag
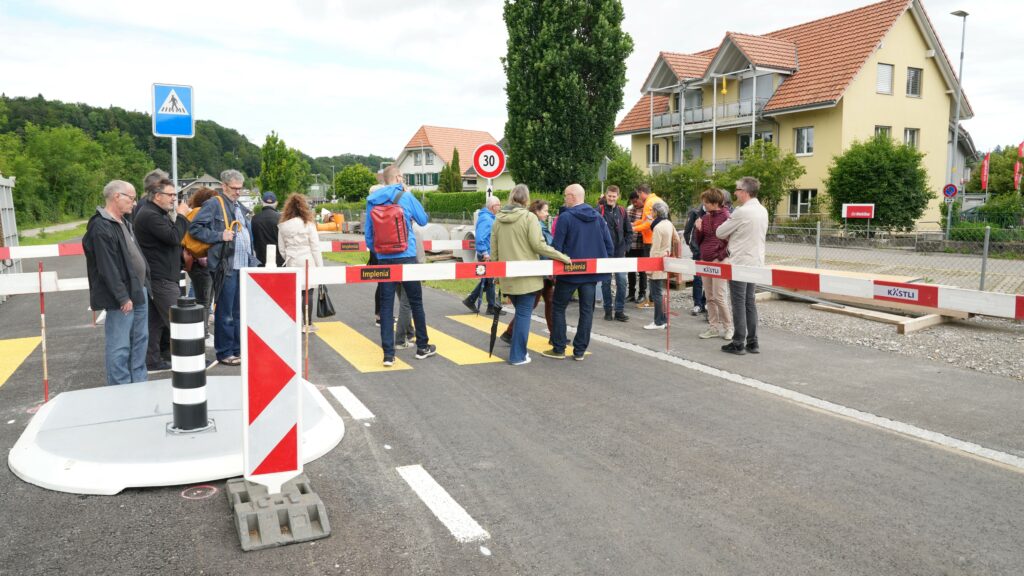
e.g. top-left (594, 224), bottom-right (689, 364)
top-left (278, 193), bottom-right (326, 332)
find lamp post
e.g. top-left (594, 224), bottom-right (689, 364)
top-left (945, 9), bottom-right (968, 241)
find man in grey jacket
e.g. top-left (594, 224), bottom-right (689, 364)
top-left (715, 176), bottom-right (769, 355)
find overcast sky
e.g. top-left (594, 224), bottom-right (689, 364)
top-left (2, 0), bottom-right (1018, 161)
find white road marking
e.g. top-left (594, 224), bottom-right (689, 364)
top-left (327, 386), bottom-right (375, 421)
top-left (7, 420), bottom-right (14, 424)
top-left (540, 315), bottom-right (1024, 473)
top-left (384, 444), bottom-right (392, 450)
top-left (363, 422), bottom-right (371, 427)
top-left (396, 464), bottom-right (490, 543)
top-left (480, 546), bottom-right (492, 556)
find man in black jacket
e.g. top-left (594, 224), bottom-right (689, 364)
top-left (83, 180), bottom-right (151, 385)
top-left (135, 176), bottom-right (190, 371)
top-left (598, 185), bottom-right (632, 322)
top-left (682, 202), bottom-right (707, 316)
top-left (251, 191), bottom-right (284, 267)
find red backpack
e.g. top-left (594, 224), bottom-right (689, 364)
top-left (371, 189), bottom-right (409, 254)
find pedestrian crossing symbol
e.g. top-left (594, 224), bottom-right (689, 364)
top-left (158, 89), bottom-right (189, 115)
top-left (152, 83), bottom-right (195, 138)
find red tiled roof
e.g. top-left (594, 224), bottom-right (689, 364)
top-left (725, 32), bottom-right (798, 72)
top-left (615, 0), bottom-right (956, 133)
top-left (404, 126), bottom-right (498, 176)
top-left (661, 51), bottom-right (712, 80)
top-left (615, 94), bottom-right (670, 134)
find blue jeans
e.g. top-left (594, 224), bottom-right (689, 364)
top-left (552, 281), bottom-right (596, 357)
top-left (379, 257), bottom-right (429, 358)
top-left (691, 274), bottom-right (706, 310)
top-left (601, 272), bottom-right (627, 313)
top-left (214, 271), bottom-right (241, 360)
top-left (468, 278), bottom-right (496, 310)
top-left (509, 292), bottom-right (536, 364)
top-left (650, 278), bottom-right (667, 326)
top-left (104, 287), bottom-right (149, 385)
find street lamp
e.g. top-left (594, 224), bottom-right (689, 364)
top-left (945, 10), bottom-right (968, 241)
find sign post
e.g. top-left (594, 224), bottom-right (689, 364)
top-left (942, 184), bottom-right (958, 240)
top-left (152, 84), bottom-right (195, 198)
top-left (598, 155), bottom-right (610, 195)
top-left (473, 143), bottom-right (506, 199)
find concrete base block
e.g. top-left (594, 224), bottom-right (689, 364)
top-left (227, 473), bottom-right (330, 551)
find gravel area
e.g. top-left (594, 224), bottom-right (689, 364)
top-left (670, 289), bottom-right (1024, 382)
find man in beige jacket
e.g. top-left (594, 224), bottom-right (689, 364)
top-left (715, 176), bottom-right (769, 355)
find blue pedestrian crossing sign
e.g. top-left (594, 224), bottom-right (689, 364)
top-left (152, 84), bottom-right (194, 138)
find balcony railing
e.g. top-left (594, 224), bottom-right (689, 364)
top-left (653, 98), bottom-right (770, 129)
top-left (648, 159), bottom-right (740, 176)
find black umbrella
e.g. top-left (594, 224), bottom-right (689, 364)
top-left (488, 281), bottom-right (503, 358)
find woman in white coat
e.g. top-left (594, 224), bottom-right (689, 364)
top-left (277, 193), bottom-right (323, 332)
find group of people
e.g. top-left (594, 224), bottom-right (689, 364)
top-left (83, 168), bottom-right (326, 386)
top-left (362, 169), bottom-right (769, 367)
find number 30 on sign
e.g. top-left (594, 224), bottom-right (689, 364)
top-left (473, 144), bottom-right (506, 180)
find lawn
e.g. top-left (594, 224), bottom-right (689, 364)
top-left (18, 223), bottom-right (89, 246)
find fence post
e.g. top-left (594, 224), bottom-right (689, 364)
top-left (979, 225), bottom-right (991, 291)
top-left (815, 221), bottom-right (821, 269)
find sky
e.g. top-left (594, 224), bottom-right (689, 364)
top-left (1, 0), bottom-right (1019, 161)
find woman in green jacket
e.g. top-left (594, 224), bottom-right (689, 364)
top-left (492, 184), bottom-right (571, 366)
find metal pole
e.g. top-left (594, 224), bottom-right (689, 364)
top-left (171, 136), bottom-right (179, 199)
top-left (712, 78), bottom-right (718, 174)
top-left (38, 262), bottom-right (49, 403)
top-left (980, 225), bottom-right (990, 291)
top-left (815, 220), bottom-right (821, 268)
top-left (750, 67), bottom-right (756, 149)
top-left (946, 12), bottom-right (968, 240)
top-left (648, 90), bottom-right (654, 171)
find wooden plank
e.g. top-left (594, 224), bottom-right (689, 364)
top-left (897, 314), bottom-right (949, 335)
top-left (810, 303), bottom-right (908, 325)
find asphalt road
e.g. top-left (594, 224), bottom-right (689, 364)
top-left (1, 253), bottom-right (1023, 575)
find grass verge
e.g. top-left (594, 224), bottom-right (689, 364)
top-left (18, 223), bottom-right (89, 246)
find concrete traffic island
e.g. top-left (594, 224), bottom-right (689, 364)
top-left (7, 376), bottom-right (345, 495)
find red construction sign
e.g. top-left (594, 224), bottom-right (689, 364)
top-left (241, 269), bottom-right (302, 495)
top-left (842, 203), bottom-right (875, 219)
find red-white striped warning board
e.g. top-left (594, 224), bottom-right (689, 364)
top-left (240, 269), bottom-right (302, 495)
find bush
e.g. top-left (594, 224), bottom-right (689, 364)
top-left (950, 221), bottom-right (1024, 242)
top-left (334, 164), bottom-right (377, 201)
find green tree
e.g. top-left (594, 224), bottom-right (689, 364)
top-left (259, 131), bottom-right (310, 195)
top-left (965, 145), bottom-right (1019, 195)
top-left (96, 129), bottom-right (155, 189)
top-left (651, 158), bottom-right (711, 216)
top-left (448, 148), bottom-right (463, 192)
top-left (603, 144), bottom-right (646, 200)
top-left (334, 164), bottom-right (377, 201)
top-left (824, 135), bottom-right (931, 230)
top-left (712, 141), bottom-right (806, 223)
top-left (503, 0), bottom-right (633, 190)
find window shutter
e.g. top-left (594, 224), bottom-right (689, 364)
top-left (876, 63), bottom-right (893, 94)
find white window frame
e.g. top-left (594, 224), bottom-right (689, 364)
top-left (904, 128), bottom-right (920, 148)
top-left (413, 151), bottom-right (422, 166)
top-left (877, 63), bottom-right (894, 95)
top-left (794, 127), bottom-right (814, 156)
top-left (906, 67), bottom-right (922, 98)
top-left (789, 189), bottom-right (817, 218)
top-left (739, 131), bottom-right (774, 153)
top-left (426, 151), bottom-right (434, 165)
top-left (646, 143), bottom-right (660, 165)
top-left (874, 125), bottom-right (892, 139)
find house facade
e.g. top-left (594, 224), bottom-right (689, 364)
top-left (614, 0), bottom-right (977, 227)
top-left (394, 125), bottom-right (515, 192)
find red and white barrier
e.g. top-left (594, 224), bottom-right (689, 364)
top-left (240, 269), bottom-right (302, 495)
top-left (2, 254), bottom-right (1022, 321)
top-left (0, 243), bottom-right (84, 260)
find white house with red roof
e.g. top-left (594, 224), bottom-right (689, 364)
top-left (394, 125), bottom-right (515, 192)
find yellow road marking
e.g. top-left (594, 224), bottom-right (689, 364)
top-left (0, 337), bottom-right (41, 389)
top-left (314, 322), bottom-right (411, 373)
top-left (447, 314), bottom-right (589, 356)
top-left (424, 326), bottom-right (503, 365)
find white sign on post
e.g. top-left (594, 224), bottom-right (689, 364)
top-left (473, 143), bottom-right (506, 197)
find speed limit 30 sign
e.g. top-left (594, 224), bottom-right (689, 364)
top-left (473, 143), bottom-right (506, 180)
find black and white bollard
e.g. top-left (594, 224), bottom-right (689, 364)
top-left (169, 296), bottom-right (213, 432)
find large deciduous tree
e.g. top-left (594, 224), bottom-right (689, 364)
top-left (259, 131), bottom-right (311, 195)
top-left (334, 164), bottom-right (378, 201)
top-left (503, 0), bottom-right (633, 190)
top-left (713, 140), bottom-right (806, 223)
top-left (825, 135), bottom-right (931, 230)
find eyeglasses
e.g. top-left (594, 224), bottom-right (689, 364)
top-left (157, 191), bottom-right (176, 197)
top-left (226, 185), bottom-right (244, 192)
top-left (119, 192), bottom-right (137, 201)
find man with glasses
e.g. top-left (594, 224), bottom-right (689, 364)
top-left (189, 169), bottom-right (258, 366)
top-left (84, 180), bottom-right (151, 385)
top-left (135, 176), bottom-right (190, 372)
top-left (715, 176), bottom-right (769, 355)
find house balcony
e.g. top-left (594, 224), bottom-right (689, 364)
top-left (648, 158), bottom-right (741, 176)
top-left (651, 98), bottom-right (769, 134)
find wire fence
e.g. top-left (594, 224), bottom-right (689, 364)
top-left (765, 223), bottom-right (1024, 294)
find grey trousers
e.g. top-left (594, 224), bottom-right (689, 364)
top-left (728, 280), bottom-right (758, 345)
top-left (395, 283), bottom-right (415, 343)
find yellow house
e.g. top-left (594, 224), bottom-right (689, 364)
top-left (614, 0), bottom-right (978, 227)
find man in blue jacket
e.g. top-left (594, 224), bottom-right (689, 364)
top-left (365, 165), bottom-right (436, 367)
top-left (462, 195), bottom-right (503, 315)
top-left (543, 183), bottom-right (614, 361)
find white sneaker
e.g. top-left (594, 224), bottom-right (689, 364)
top-left (698, 328), bottom-right (720, 339)
top-left (643, 322), bottom-right (666, 330)
top-left (511, 354), bottom-right (532, 366)
top-left (723, 328), bottom-right (735, 340)
top-left (395, 339), bottom-right (415, 349)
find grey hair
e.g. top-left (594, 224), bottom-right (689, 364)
top-left (220, 169), bottom-right (245, 185)
top-left (509, 183), bottom-right (530, 206)
top-left (142, 169), bottom-right (169, 196)
top-left (652, 201), bottom-right (670, 219)
top-left (735, 176), bottom-right (761, 198)
top-left (485, 195), bottom-right (502, 208)
top-left (103, 180), bottom-right (134, 201)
